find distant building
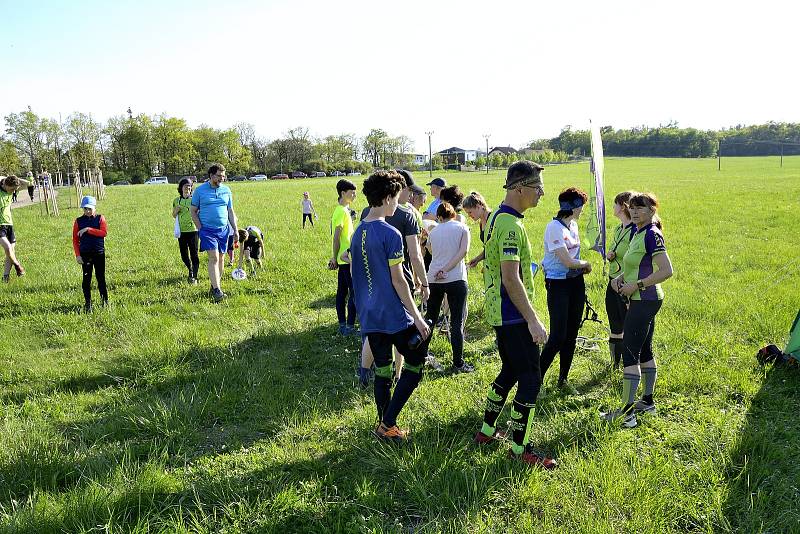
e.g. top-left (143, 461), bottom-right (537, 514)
top-left (488, 146), bottom-right (518, 158)
top-left (518, 147), bottom-right (553, 158)
top-left (412, 154), bottom-right (428, 166)
top-left (436, 147), bottom-right (479, 167)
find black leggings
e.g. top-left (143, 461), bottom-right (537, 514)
top-left (27, 186), bottom-right (35, 201)
top-left (302, 213), bottom-right (314, 227)
top-left (336, 265), bottom-right (356, 327)
top-left (621, 299), bottom-right (662, 367)
top-left (493, 323), bottom-right (542, 404)
top-left (178, 231), bottom-right (200, 278)
top-left (425, 280), bottom-right (468, 366)
top-left (605, 278), bottom-right (628, 336)
top-left (539, 275), bottom-right (585, 383)
top-left (81, 252), bottom-right (107, 305)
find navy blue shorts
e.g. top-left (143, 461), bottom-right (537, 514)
top-left (199, 225), bottom-right (230, 253)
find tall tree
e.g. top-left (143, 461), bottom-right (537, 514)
top-left (4, 107), bottom-right (44, 171)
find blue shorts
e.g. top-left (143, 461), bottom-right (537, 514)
top-left (199, 225), bottom-right (230, 253)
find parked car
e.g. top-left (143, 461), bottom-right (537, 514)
top-left (229, 175), bottom-right (247, 182)
top-left (144, 176), bottom-right (168, 184)
top-left (291, 171), bottom-right (307, 179)
top-left (110, 180), bottom-right (130, 186)
top-left (311, 171), bottom-right (326, 177)
top-left (251, 174), bottom-right (268, 181)
top-left (271, 173), bottom-right (289, 180)
top-left (347, 171), bottom-right (362, 176)
top-left (330, 171), bottom-right (346, 177)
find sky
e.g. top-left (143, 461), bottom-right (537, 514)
top-left (1, 0), bottom-right (798, 154)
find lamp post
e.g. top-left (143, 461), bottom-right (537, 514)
top-left (483, 134), bottom-right (490, 174)
top-left (425, 131), bottom-right (434, 178)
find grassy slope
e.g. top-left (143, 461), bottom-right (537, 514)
top-left (1, 157), bottom-right (799, 533)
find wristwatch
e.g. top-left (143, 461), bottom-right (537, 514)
top-left (637, 280), bottom-right (646, 291)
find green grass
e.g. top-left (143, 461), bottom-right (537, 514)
top-left (1, 156), bottom-right (799, 533)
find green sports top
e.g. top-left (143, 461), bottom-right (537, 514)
top-left (482, 204), bottom-right (535, 326)
top-left (0, 188), bottom-right (12, 226)
top-left (622, 223), bottom-right (666, 301)
top-left (608, 222), bottom-right (636, 278)
top-left (331, 204), bottom-right (354, 265)
top-left (173, 196), bottom-right (196, 233)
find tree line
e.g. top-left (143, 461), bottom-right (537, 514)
top-left (530, 122), bottom-right (800, 158)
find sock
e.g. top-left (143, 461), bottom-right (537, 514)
top-left (373, 364), bottom-right (393, 421)
top-left (609, 338), bottom-right (623, 367)
top-left (641, 366), bottom-right (657, 401)
top-left (481, 382), bottom-right (510, 436)
top-left (381, 366), bottom-right (422, 427)
top-left (621, 372), bottom-right (640, 408)
top-left (510, 400), bottom-right (535, 455)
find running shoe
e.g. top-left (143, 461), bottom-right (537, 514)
top-left (13, 263), bottom-right (24, 277)
top-left (2, 274), bottom-right (8, 283)
top-left (425, 353), bottom-right (444, 372)
top-left (633, 400), bottom-right (656, 414)
top-left (374, 423), bottom-right (409, 443)
top-left (211, 288), bottom-right (226, 302)
top-left (508, 447), bottom-right (558, 470)
top-left (600, 409), bottom-right (638, 428)
top-left (474, 429), bottom-right (507, 445)
top-left (452, 361), bottom-right (475, 374)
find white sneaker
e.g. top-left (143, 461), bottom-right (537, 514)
top-left (633, 400), bottom-right (656, 414)
top-left (600, 409), bottom-right (637, 428)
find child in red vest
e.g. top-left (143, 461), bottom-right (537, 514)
top-left (73, 196), bottom-right (108, 312)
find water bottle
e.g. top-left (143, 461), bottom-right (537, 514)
top-left (408, 320), bottom-right (434, 350)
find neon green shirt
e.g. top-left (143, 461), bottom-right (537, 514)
top-left (608, 222), bottom-right (636, 278)
top-left (622, 223), bottom-right (666, 301)
top-left (483, 205), bottom-right (535, 326)
top-left (331, 204), bottom-right (354, 265)
top-left (0, 188), bottom-right (12, 226)
top-left (173, 196), bottom-right (196, 233)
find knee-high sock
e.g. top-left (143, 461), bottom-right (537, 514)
top-left (481, 382), bottom-right (509, 436)
top-left (510, 400), bottom-right (535, 455)
top-left (381, 364), bottom-right (422, 427)
top-left (641, 366), bottom-right (657, 400)
top-left (373, 364), bottom-right (393, 422)
top-left (621, 372), bottom-right (640, 410)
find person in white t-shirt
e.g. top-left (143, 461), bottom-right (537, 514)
top-left (424, 201), bottom-right (474, 373)
top-left (301, 191), bottom-right (317, 228)
top-left (539, 187), bottom-right (593, 394)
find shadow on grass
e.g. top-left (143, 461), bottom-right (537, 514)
top-left (722, 364), bottom-right (800, 532)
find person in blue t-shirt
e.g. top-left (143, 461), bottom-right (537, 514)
top-left (190, 163), bottom-right (239, 302)
top-left (351, 170), bottom-right (431, 443)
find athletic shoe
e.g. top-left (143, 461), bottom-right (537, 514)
top-left (346, 326), bottom-right (360, 337)
top-left (13, 263), bottom-right (24, 277)
top-left (508, 447), bottom-right (558, 470)
top-left (374, 423), bottom-right (409, 443)
top-left (558, 380), bottom-right (579, 396)
top-left (474, 429), bottom-right (507, 445)
top-left (452, 361), bottom-right (475, 374)
top-left (425, 353), bottom-right (444, 372)
top-left (338, 324), bottom-right (349, 336)
top-left (84, 303), bottom-right (93, 313)
top-left (2, 275), bottom-right (8, 283)
top-left (600, 409), bottom-right (638, 428)
top-left (211, 288), bottom-right (226, 302)
top-left (633, 400), bottom-right (656, 414)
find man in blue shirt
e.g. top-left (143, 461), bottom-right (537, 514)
top-left (422, 177), bottom-right (446, 222)
top-left (351, 170), bottom-right (431, 443)
top-left (190, 164), bottom-right (239, 301)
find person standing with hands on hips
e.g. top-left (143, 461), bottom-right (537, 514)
top-left (473, 161), bottom-right (556, 469)
top-left (73, 195), bottom-right (108, 312)
top-left (190, 164), bottom-right (238, 302)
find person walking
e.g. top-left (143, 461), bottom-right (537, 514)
top-left (0, 174), bottom-right (30, 282)
top-left (603, 192), bottom-right (673, 428)
top-left (425, 201), bottom-right (473, 373)
top-left (173, 177), bottom-right (200, 284)
top-left (605, 191), bottom-right (637, 368)
top-left (473, 161), bottom-right (556, 469)
top-left (538, 187), bottom-right (593, 395)
top-left (301, 192), bottom-right (317, 228)
top-left (26, 171), bottom-right (35, 202)
top-left (73, 195), bottom-right (108, 312)
top-left (190, 164), bottom-right (239, 302)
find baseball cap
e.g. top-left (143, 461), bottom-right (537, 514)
top-left (426, 177), bottom-right (446, 187)
top-left (396, 169), bottom-right (415, 187)
top-left (409, 184), bottom-right (425, 195)
top-left (80, 195), bottom-right (97, 209)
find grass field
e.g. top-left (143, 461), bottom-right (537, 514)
top-left (1, 157), bottom-right (799, 533)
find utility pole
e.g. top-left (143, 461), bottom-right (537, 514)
top-left (425, 131), bottom-right (434, 178)
top-left (483, 134), bottom-right (490, 174)
top-left (718, 138), bottom-right (722, 171)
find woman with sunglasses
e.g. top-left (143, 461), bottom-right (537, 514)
top-left (539, 187), bottom-right (592, 395)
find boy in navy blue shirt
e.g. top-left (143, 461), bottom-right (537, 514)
top-left (351, 170), bottom-right (431, 442)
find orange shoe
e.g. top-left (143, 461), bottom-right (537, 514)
top-left (509, 447), bottom-right (558, 470)
top-left (474, 429), bottom-right (507, 445)
top-left (374, 423), bottom-right (409, 443)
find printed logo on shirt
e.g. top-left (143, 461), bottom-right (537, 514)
top-left (503, 247), bottom-right (518, 256)
top-left (391, 249), bottom-right (403, 260)
top-left (653, 233), bottom-right (665, 250)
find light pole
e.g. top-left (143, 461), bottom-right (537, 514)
top-left (483, 134), bottom-right (490, 174)
top-left (425, 130), bottom-right (434, 178)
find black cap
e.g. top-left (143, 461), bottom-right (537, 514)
top-left (396, 169), bottom-right (414, 187)
top-left (426, 177), bottom-right (446, 187)
top-left (409, 184), bottom-right (425, 195)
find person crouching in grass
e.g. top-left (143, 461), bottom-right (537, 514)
top-left (237, 226), bottom-right (265, 275)
top-left (351, 170), bottom-right (431, 443)
top-left (73, 195), bottom-right (108, 312)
